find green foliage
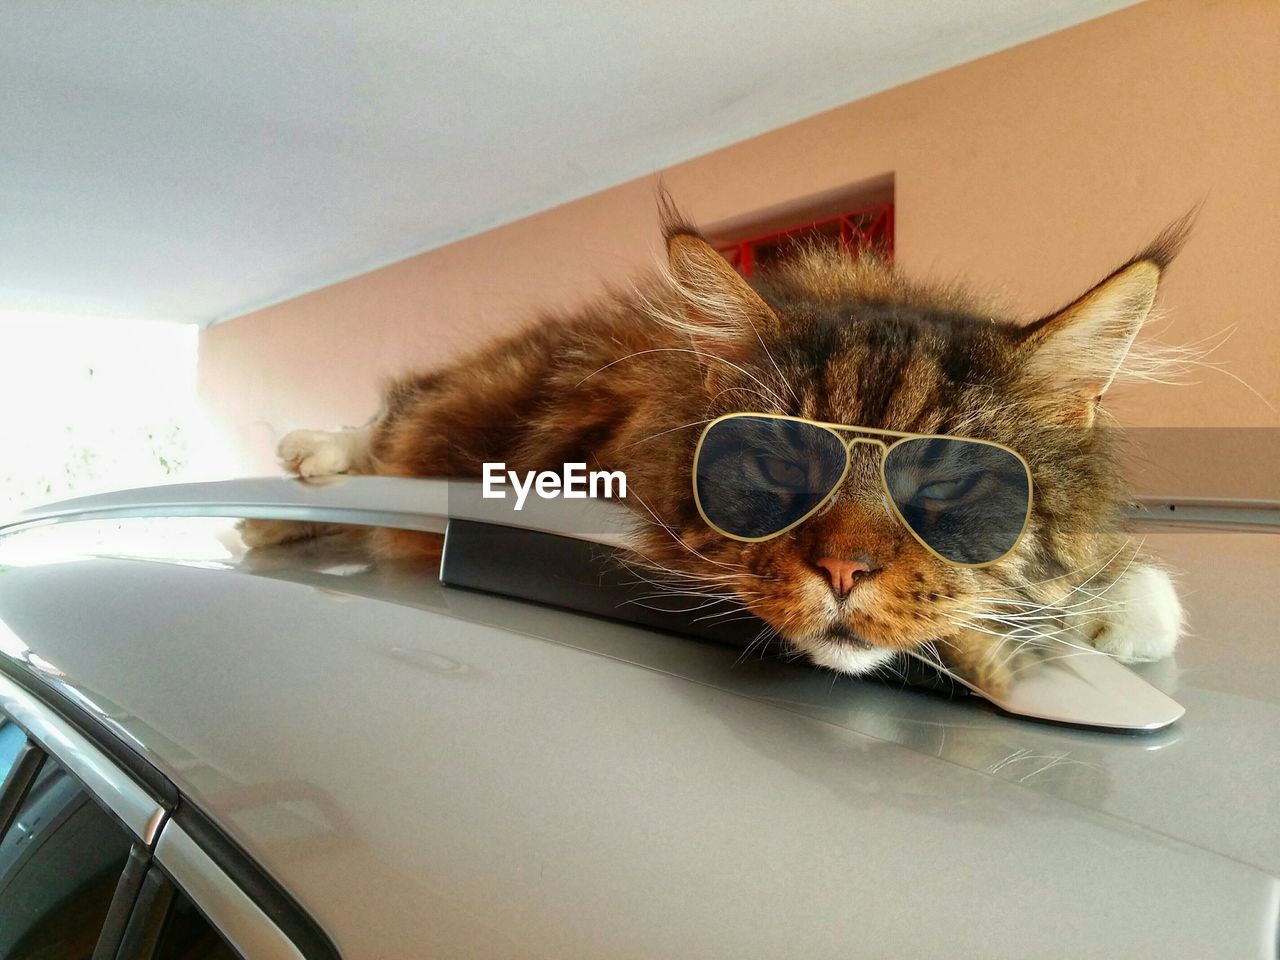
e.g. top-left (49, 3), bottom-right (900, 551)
top-left (0, 321), bottom-right (198, 512)
top-left (1, 416), bottom-right (190, 510)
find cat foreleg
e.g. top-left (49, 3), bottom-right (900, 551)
top-left (239, 427), bottom-right (374, 548)
top-left (238, 518), bottom-right (341, 549)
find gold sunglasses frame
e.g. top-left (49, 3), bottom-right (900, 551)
top-left (691, 412), bottom-right (1034, 568)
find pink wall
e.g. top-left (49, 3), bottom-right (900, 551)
top-left (200, 0), bottom-right (1280, 493)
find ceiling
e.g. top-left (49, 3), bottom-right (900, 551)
top-left (1, 1), bottom-right (1136, 325)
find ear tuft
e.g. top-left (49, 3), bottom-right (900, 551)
top-left (656, 185), bottom-right (700, 245)
top-left (1132, 206), bottom-right (1198, 272)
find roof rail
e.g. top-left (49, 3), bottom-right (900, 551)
top-left (3, 478), bottom-right (1276, 549)
top-left (0, 476), bottom-right (633, 546)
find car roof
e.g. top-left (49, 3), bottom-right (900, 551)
top-left (0, 514), bottom-right (1277, 958)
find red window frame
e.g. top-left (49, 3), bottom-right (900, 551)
top-left (716, 203), bottom-right (894, 277)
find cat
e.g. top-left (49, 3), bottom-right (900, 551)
top-left (241, 207), bottom-right (1185, 692)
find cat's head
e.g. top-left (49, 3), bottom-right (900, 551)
top-left (641, 215), bottom-right (1184, 679)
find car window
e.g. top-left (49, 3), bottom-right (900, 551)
top-left (155, 890), bottom-right (242, 960)
top-left (0, 759), bottom-right (133, 959)
top-left (0, 720), bottom-right (25, 785)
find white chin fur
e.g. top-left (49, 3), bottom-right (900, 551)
top-left (1090, 564), bottom-right (1184, 662)
top-left (802, 641), bottom-right (896, 676)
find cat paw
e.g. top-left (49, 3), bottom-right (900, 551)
top-left (238, 518), bottom-right (300, 549)
top-left (1090, 564), bottom-right (1183, 662)
top-left (278, 429), bottom-right (353, 478)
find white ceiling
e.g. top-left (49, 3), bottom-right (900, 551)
top-left (1, 1), bottom-right (1136, 324)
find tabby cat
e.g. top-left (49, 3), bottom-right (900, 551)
top-left (242, 209), bottom-right (1185, 690)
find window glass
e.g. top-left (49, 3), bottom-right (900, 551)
top-left (0, 760), bottom-right (133, 959)
top-left (155, 890), bottom-right (241, 960)
top-left (0, 720), bottom-right (25, 786)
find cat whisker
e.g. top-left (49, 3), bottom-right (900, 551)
top-left (969, 609), bottom-right (1124, 629)
top-left (620, 580), bottom-right (765, 607)
top-left (619, 558), bottom-right (755, 582)
top-left (870, 660), bottom-right (909, 686)
top-left (975, 539), bottom-right (1141, 596)
top-left (994, 626), bottom-right (1100, 671)
top-left (956, 554), bottom-right (1147, 667)
top-left (696, 611), bottom-right (760, 628)
top-left (948, 611), bottom-right (1091, 650)
top-left (941, 616), bottom-right (1089, 674)
top-left (734, 624), bottom-right (780, 666)
top-left (933, 542), bottom-right (1147, 671)
top-left (629, 599), bottom-right (742, 611)
top-left (625, 418), bottom-right (715, 447)
top-left (949, 543), bottom-right (1143, 634)
top-left (624, 489), bottom-right (748, 570)
top-left (1122, 322), bottom-right (1277, 412)
top-left (624, 599), bottom-right (732, 615)
top-left (619, 569), bottom-right (747, 593)
top-left (623, 576), bottom-right (743, 593)
top-left (618, 557), bottom-right (770, 588)
top-left (624, 587), bottom-right (734, 606)
top-left (964, 598), bottom-right (1131, 625)
top-left (1045, 541), bottom-right (1146, 609)
top-left (746, 321), bottom-right (801, 407)
top-left (942, 616), bottom-right (1022, 644)
top-left (966, 594), bottom-right (1131, 614)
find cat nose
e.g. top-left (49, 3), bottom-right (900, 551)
top-left (814, 556), bottom-right (875, 598)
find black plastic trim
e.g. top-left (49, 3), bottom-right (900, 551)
top-left (173, 799), bottom-right (342, 960)
top-left (0, 656), bottom-right (178, 808)
top-left (441, 520), bottom-right (966, 697)
top-left (117, 864), bottom-right (176, 960)
top-left (141, 862), bottom-right (247, 960)
top-left (93, 843), bottom-right (152, 960)
top-left (0, 739), bottom-right (45, 837)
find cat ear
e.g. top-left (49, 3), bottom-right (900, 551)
top-left (1022, 260), bottom-right (1161, 398)
top-left (1019, 221), bottom-right (1188, 423)
top-left (664, 227), bottom-right (781, 364)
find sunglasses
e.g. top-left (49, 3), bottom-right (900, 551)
top-left (692, 413), bottom-right (1033, 567)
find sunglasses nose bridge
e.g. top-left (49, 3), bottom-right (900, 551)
top-left (821, 435), bottom-right (888, 503)
top-left (842, 435), bottom-right (888, 472)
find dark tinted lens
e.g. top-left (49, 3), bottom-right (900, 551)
top-left (883, 436), bottom-right (1031, 564)
top-left (695, 416), bottom-right (848, 540)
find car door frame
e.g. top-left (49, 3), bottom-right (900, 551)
top-left (0, 661), bottom-right (339, 960)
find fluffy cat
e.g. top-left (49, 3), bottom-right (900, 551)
top-left (242, 210), bottom-right (1185, 690)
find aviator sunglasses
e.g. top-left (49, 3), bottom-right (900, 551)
top-left (692, 413), bottom-right (1034, 567)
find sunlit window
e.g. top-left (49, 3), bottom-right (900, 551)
top-left (0, 312), bottom-right (214, 512)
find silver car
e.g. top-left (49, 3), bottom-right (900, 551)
top-left (0, 478), bottom-right (1276, 959)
